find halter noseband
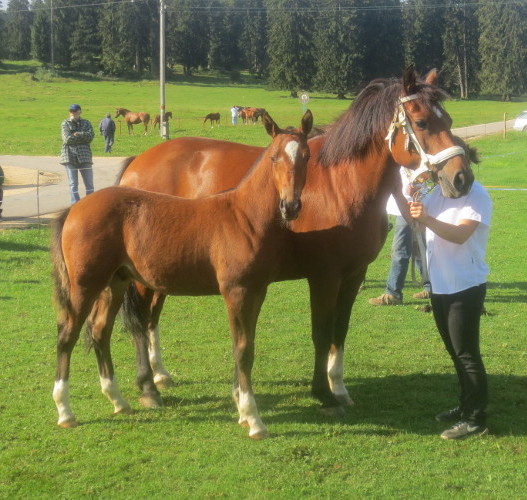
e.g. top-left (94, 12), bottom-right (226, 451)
top-left (385, 94), bottom-right (465, 183)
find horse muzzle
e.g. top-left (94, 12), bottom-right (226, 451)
top-left (279, 198), bottom-right (302, 220)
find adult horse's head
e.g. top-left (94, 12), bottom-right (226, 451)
top-left (387, 67), bottom-right (474, 198)
top-left (262, 110), bottom-right (313, 220)
top-left (115, 107), bottom-right (125, 118)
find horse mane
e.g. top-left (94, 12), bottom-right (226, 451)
top-left (115, 156), bottom-right (137, 185)
top-left (318, 77), bottom-right (449, 167)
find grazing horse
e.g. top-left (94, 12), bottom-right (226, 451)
top-left (115, 107), bottom-right (150, 136)
top-left (52, 111), bottom-right (313, 439)
top-left (118, 67), bottom-right (474, 421)
top-left (152, 111), bottom-right (173, 129)
top-left (202, 112), bottom-right (220, 128)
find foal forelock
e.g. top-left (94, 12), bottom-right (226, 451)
top-left (318, 79), bottom-right (449, 167)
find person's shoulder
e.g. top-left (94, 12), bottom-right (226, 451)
top-left (469, 181), bottom-right (491, 201)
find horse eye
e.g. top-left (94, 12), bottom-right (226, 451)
top-left (270, 156), bottom-right (277, 163)
top-left (415, 120), bottom-right (427, 130)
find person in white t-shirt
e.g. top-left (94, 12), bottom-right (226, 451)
top-left (410, 180), bottom-right (492, 440)
top-left (369, 167), bottom-right (430, 306)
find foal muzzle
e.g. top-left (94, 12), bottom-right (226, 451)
top-left (280, 198), bottom-right (302, 220)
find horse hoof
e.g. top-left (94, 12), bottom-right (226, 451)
top-left (58, 418), bottom-right (78, 429)
top-left (154, 376), bottom-right (175, 390)
top-left (140, 394), bottom-right (163, 409)
top-left (319, 406), bottom-right (346, 417)
top-left (238, 419), bottom-right (250, 429)
top-left (114, 405), bottom-right (134, 416)
top-left (334, 394), bottom-right (355, 407)
top-left (249, 430), bottom-right (269, 440)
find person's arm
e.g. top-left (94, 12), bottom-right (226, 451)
top-left (393, 189), bottom-right (412, 224)
top-left (62, 121), bottom-right (81, 145)
top-left (410, 201), bottom-right (479, 244)
top-left (75, 121), bottom-right (95, 143)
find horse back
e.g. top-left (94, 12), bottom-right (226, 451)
top-left (119, 137), bottom-right (263, 197)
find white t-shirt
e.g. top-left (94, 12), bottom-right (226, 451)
top-left (386, 167), bottom-right (427, 216)
top-left (423, 181), bottom-right (492, 294)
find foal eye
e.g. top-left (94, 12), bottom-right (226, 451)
top-left (270, 156), bottom-right (277, 162)
top-left (415, 120), bottom-right (427, 130)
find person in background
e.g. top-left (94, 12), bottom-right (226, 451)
top-left (410, 178), bottom-right (492, 440)
top-left (60, 104), bottom-right (95, 204)
top-left (99, 112), bottom-right (116, 153)
top-left (231, 105), bottom-right (239, 126)
top-left (369, 167), bottom-right (430, 306)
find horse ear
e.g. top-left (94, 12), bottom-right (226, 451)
top-left (299, 109), bottom-right (313, 137)
top-left (262, 112), bottom-right (281, 138)
top-left (403, 65), bottom-right (417, 95)
top-left (424, 68), bottom-right (439, 86)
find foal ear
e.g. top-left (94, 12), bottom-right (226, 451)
top-left (299, 109), bottom-right (313, 137)
top-left (403, 65), bottom-right (418, 95)
top-left (424, 68), bottom-right (439, 86)
top-left (262, 112), bottom-right (281, 138)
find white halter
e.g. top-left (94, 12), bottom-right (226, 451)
top-left (385, 94), bottom-right (465, 183)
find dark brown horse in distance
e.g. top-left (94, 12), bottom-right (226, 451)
top-left (152, 111), bottom-right (173, 129)
top-left (115, 107), bottom-right (150, 135)
top-left (202, 112), bottom-right (220, 128)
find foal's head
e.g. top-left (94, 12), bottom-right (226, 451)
top-left (262, 110), bottom-right (313, 220)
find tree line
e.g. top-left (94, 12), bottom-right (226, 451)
top-left (1, 0), bottom-right (526, 100)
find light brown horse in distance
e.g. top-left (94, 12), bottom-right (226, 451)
top-left (52, 111), bottom-right (313, 439)
top-left (152, 111), bottom-right (172, 129)
top-left (115, 107), bottom-right (150, 135)
top-left (202, 112), bottom-right (220, 128)
top-left (118, 67), bottom-right (474, 422)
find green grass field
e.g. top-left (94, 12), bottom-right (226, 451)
top-left (1, 60), bottom-right (526, 156)
top-left (1, 62), bottom-right (527, 498)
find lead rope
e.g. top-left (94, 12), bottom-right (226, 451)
top-left (410, 188), bottom-right (430, 287)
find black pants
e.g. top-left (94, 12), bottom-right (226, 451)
top-left (431, 284), bottom-right (488, 426)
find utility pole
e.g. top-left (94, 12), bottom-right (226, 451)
top-left (159, 0), bottom-right (169, 139)
top-left (50, 0), bottom-right (54, 68)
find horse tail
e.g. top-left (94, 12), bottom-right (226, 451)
top-left (51, 208), bottom-right (72, 316)
top-left (121, 282), bottom-right (150, 336)
top-left (115, 156), bottom-right (137, 185)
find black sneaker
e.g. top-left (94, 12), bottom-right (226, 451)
top-left (435, 406), bottom-right (462, 422)
top-left (440, 421), bottom-right (488, 440)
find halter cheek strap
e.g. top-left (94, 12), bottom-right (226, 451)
top-left (385, 94), bottom-right (465, 181)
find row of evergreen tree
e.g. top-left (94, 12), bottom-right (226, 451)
top-left (1, 0), bottom-right (526, 100)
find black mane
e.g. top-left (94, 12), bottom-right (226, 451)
top-left (318, 77), bottom-right (449, 167)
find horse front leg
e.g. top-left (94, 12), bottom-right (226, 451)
top-left (308, 276), bottom-right (344, 415)
top-left (89, 284), bottom-right (133, 416)
top-left (223, 285), bottom-right (268, 439)
top-left (328, 270), bottom-right (366, 407)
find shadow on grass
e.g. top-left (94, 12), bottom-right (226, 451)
top-left (121, 373), bottom-right (527, 438)
top-left (0, 240), bottom-right (49, 252)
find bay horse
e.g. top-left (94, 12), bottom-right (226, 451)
top-left (117, 67), bottom-right (474, 424)
top-left (152, 111), bottom-right (172, 129)
top-left (115, 107), bottom-right (150, 135)
top-left (52, 111), bottom-right (313, 439)
top-left (202, 112), bottom-right (220, 128)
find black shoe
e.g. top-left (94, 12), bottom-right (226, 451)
top-left (435, 406), bottom-right (462, 422)
top-left (440, 421), bottom-right (488, 440)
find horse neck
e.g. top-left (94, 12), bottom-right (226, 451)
top-left (229, 149), bottom-right (281, 225)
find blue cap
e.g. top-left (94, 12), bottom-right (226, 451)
top-left (69, 104), bottom-right (81, 112)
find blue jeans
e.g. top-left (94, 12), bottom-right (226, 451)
top-left (385, 215), bottom-right (428, 300)
top-left (104, 135), bottom-right (114, 153)
top-left (64, 163), bottom-right (94, 204)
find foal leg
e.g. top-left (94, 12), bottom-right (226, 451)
top-left (308, 276), bottom-right (344, 414)
top-left (328, 271), bottom-right (366, 407)
top-left (89, 284), bottom-right (132, 416)
top-left (223, 285), bottom-right (268, 439)
top-left (53, 290), bottom-right (97, 428)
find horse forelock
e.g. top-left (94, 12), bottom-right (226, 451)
top-left (318, 78), bottom-right (449, 167)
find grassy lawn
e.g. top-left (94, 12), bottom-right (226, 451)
top-left (1, 131), bottom-right (526, 497)
top-left (1, 60), bottom-right (526, 157)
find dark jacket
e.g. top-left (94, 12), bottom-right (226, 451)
top-left (99, 117), bottom-right (116, 136)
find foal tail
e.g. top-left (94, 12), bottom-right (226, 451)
top-left (115, 156), bottom-right (137, 185)
top-left (121, 282), bottom-right (150, 337)
top-left (51, 208), bottom-right (72, 314)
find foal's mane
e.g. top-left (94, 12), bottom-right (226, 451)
top-left (318, 77), bottom-right (449, 167)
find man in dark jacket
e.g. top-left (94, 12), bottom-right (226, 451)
top-left (99, 112), bottom-right (116, 153)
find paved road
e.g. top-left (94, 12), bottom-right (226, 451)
top-left (0, 119), bottom-right (516, 222)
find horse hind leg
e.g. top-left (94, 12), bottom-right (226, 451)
top-left (88, 282), bottom-right (133, 416)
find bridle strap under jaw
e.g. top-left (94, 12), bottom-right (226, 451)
top-left (385, 94), bottom-right (466, 182)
